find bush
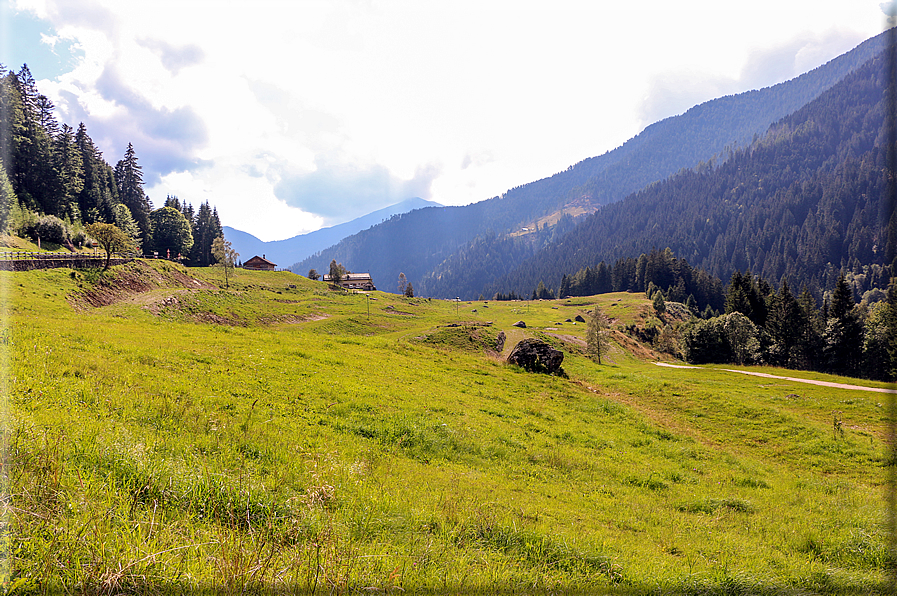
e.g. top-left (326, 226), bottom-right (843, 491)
top-left (11, 205), bottom-right (39, 239)
top-left (683, 313), bottom-right (761, 365)
top-left (34, 215), bottom-right (70, 245)
top-left (71, 229), bottom-right (94, 248)
top-left (683, 318), bottom-right (730, 364)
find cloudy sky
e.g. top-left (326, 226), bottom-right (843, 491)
top-left (1, 0), bottom-right (891, 240)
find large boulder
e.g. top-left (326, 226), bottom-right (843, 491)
top-left (496, 331), bottom-right (506, 353)
top-left (575, 314), bottom-right (586, 323)
top-left (512, 320), bottom-right (527, 328)
top-left (507, 339), bottom-right (565, 375)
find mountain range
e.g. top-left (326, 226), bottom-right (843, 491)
top-left (484, 48), bottom-right (894, 302)
top-left (223, 198), bottom-right (440, 269)
top-left (288, 30), bottom-right (891, 298)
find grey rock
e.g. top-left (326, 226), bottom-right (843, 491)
top-left (496, 331), bottom-right (506, 352)
top-left (575, 314), bottom-right (586, 323)
top-left (506, 339), bottom-right (565, 375)
top-left (513, 320), bottom-right (526, 328)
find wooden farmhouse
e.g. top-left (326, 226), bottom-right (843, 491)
top-left (243, 255), bottom-right (277, 271)
top-left (323, 272), bottom-right (376, 291)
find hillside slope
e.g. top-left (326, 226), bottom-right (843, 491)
top-left (489, 47), bottom-right (895, 299)
top-left (9, 262), bottom-right (890, 591)
top-left (294, 31), bottom-right (888, 296)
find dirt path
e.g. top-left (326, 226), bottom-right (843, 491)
top-left (654, 362), bottom-right (897, 394)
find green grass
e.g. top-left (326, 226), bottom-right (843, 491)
top-left (3, 260), bottom-right (893, 593)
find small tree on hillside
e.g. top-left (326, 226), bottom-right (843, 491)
top-left (86, 222), bottom-right (134, 271)
top-left (397, 272), bottom-right (408, 295)
top-left (404, 282), bottom-right (414, 298)
top-left (307, 268), bottom-right (320, 281)
top-left (653, 291), bottom-right (666, 317)
top-left (329, 259), bottom-right (346, 288)
top-left (211, 235), bottom-right (239, 289)
top-left (586, 305), bottom-right (610, 364)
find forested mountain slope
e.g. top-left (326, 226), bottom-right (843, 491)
top-left (294, 31), bottom-right (887, 294)
top-left (488, 48), bottom-right (896, 301)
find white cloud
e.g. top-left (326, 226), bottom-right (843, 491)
top-left (9, 0), bottom-right (889, 240)
top-left (273, 158), bottom-right (442, 222)
top-left (638, 27), bottom-right (874, 126)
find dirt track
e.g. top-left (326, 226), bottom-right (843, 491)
top-left (654, 362), bottom-right (897, 394)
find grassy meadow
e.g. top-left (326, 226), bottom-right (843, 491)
top-left (3, 260), bottom-right (894, 594)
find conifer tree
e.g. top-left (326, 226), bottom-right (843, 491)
top-left (52, 123), bottom-right (83, 220)
top-left (112, 203), bottom-right (142, 249)
top-left (75, 123), bottom-right (114, 223)
top-left (823, 274), bottom-right (863, 376)
top-left (766, 279), bottom-right (802, 367)
top-left (189, 201), bottom-right (222, 266)
top-left (115, 143), bottom-right (152, 241)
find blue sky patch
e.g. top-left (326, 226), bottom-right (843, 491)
top-left (1, 6), bottom-right (82, 79)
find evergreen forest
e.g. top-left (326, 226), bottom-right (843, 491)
top-left (0, 64), bottom-right (223, 265)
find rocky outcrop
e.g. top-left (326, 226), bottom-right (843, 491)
top-left (496, 331), bottom-right (506, 352)
top-left (512, 320), bottom-right (526, 328)
top-left (506, 339), bottom-right (565, 376)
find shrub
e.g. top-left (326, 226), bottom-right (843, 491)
top-left (11, 205), bottom-right (39, 239)
top-left (71, 229), bottom-right (94, 248)
top-left (34, 215), bottom-right (70, 245)
top-left (683, 317), bottom-right (730, 364)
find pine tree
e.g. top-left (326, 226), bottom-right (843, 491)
top-left (558, 274), bottom-right (571, 298)
top-left (52, 123), bottom-right (83, 221)
top-left (75, 123), bottom-right (114, 223)
top-left (823, 274), bottom-right (863, 376)
top-left (115, 143), bottom-right (152, 241)
top-left (112, 203), bottom-right (142, 249)
top-left (766, 279), bottom-right (802, 367)
top-left (796, 288), bottom-right (823, 369)
top-left (188, 201), bottom-right (221, 266)
top-left (10, 66), bottom-right (59, 213)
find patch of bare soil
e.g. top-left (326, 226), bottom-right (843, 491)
top-left (144, 291), bottom-right (191, 314)
top-left (543, 332), bottom-right (587, 348)
top-left (69, 261), bottom-right (215, 309)
top-left (613, 330), bottom-right (670, 361)
top-left (383, 305), bottom-right (415, 315)
top-left (257, 313), bottom-right (330, 325)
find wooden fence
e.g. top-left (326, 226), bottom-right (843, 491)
top-left (0, 251), bottom-right (137, 271)
top-left (0, 251), bottom-right (136, 261)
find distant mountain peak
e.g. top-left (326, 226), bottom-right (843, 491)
top-left (224, 198), bottom-right (442, 268)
